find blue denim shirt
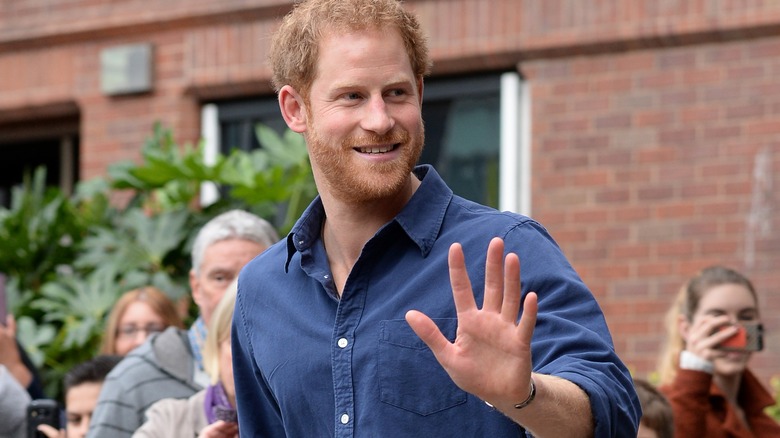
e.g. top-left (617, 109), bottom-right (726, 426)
top-left (233, 165), bottom-right (640, 437)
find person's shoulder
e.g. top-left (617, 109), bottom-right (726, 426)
top-left (241, 238), bottom-right (287, 275)
top-left (147, 390), bottom-right (206, 423)
top-left (146, 394), bottom-right (193, 415)
top-left (251, 238), bottom-right (287, 262)
top-left (104, 329), bottom-right (187, 384)
top-left (151, 326), bottom-right (190, 350)
top-left (448, 194), bottom-right (540, 230)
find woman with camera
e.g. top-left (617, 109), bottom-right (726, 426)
top-left (657, 265), bottom-right (780, 437)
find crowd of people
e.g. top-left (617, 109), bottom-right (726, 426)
top-left (2, 0), bottom-right (778, 437)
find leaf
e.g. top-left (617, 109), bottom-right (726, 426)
top-left (15, 316), bottom-right (57, 368)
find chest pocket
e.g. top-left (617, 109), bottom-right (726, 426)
top-left (378, 318), bottom-right (467, 416)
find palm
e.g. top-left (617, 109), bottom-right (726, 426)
top-left (406, 237), bottom-right (537, 404)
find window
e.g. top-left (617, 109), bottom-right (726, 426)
top-left (202, 71), bottom-right (527, 212)
top-left (0, 117), bottom-right (79, 208)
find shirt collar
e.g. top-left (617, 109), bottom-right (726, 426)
top-left (285, 164), bottom-right (453, 270)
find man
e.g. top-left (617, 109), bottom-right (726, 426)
top-left (233, 0), bottom-right (641, 436)
top-left (37, 355), bottom-right (123, 438)
top-left (88, 210), bottom-right (278, 438)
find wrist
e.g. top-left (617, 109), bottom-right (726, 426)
top-left (513, 376), bottom-right (536, 409)
top-left (679, 350), bottom-right (714, 374)
top-left (483, 375), bottom-right (537, 410)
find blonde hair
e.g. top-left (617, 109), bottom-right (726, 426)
top-left (656, 266), bottom-right (758, 385)
top-left (100, 286), bottom-right (185, 355)
top-left (269, 0), bottom-right (431, 100)
top-left (203, 279), bottom-right (237, 384)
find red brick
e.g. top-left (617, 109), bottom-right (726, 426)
top-left (3, 0), bottom-right (780, 390)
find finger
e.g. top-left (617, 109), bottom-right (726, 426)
top-left (481, 238), bottom-right (505, 313)
top-left (501, 252), bottom-right (521, 323)
top-left (707, 325), bottom-right (740, 346)
top-left (518, 292), bottom-right (538, 344)
top-left (448, 243), bottom-right (477, 313)
top-left (406, 310), bottom-right (452, 359)
top-left (691, 315), bottom-right (731, 344)
top-left (6, 314), bottom-right (16, 336)
top-left (36, 424), bottom-right (62, 438)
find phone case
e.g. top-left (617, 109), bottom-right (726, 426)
top-left (717, 323), bottom-right (763, 352)
top-left (26, 399), bottom-right (61, 438)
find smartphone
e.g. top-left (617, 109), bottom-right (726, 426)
top-left (26, 399), bottom-right (61, 438)
top-left (0, 272), bottom-right (7, 326)
top-left (716, 322), bottom-right (764, 352)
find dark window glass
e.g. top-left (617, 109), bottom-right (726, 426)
top-left (0, 135), bottom-right (79, 208)
top-left (215, 73), bottom-right (502, 207)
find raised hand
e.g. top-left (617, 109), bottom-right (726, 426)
top-left (682, 314), bottom-right (738, 362)
top-left (0, 314), bottom-right (32, 388)
top-left (405, 237), bottom-right (537, 406)
top-left (198, 420), bottom-right (239, 438)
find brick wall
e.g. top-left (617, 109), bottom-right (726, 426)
top-left (524, 37), bottom-right (780, 383)
top-left (0, 0), bottom-right (778, 386)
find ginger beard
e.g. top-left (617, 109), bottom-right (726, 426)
top-left (305, 112), bottom-right (425, 205)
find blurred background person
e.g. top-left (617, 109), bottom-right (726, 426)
top-left (634, 378), bottom-right (674, 438)
top-left (100, 286), bottom-right (185, 356)
top-left (657, 265), bottom-right (780, 437)
top-left (38, 355), bottom-right (122, 438)
top-left (88, 210), bottom-right (278, 438)
top-left (1, 363), bottom-right (31, 437)
top-left (133, 280), bottom-right (238, 438)
top-left (0, 313), bottom-right (46, 399)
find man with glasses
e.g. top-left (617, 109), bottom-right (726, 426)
top-left (88, 210), bottom-right (279, 438)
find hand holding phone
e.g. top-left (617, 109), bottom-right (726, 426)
top-left (715, 322), bottom-right (764, 352)
top-left (26, 399), bottom-right (61, 438)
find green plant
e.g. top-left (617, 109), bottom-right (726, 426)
top-left (1, 122), bottom-right (317, 399)
top-left (767, 375), bottom-right (780, 421)
top-left (110, 122), bottom-right (316, 234)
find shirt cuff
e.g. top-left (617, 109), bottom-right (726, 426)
top-left (679, 350), bottom-right (714, 374)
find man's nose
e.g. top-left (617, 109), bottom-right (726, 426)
top-left (361, 96), bottom-right (394, 134)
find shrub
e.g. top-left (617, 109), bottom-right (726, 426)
top-left (1, 123), bottom-right (316, 398)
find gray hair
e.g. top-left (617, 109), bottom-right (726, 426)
top-left (191, 210), bottom-right (279, 273)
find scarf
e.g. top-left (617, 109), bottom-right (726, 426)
top-left (204, 381), bottom-right (237, 424)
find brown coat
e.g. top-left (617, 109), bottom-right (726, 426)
top-left (660, 369), bottom-right (780, 438)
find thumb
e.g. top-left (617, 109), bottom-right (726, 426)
top-left (405, 310), bottom-right (451, 356)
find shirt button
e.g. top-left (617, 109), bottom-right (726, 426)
top-left (324, 274), bottom-right (329, 279)
top-left (298, 240), bottom-right (304, 245)
top-left (337, 338), bottom-right (348, 348)
top-left (340, 413), bottom-right (349, 424)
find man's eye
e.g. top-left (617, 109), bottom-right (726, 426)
top-left (344, 92), bottom-right (361, 100)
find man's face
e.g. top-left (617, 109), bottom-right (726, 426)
top-left (189, 238), bottom-right (266, 325)
top-left (65, 382), bottom-right (102, 438)
top-left (302, 26), bottom-right (424, 204)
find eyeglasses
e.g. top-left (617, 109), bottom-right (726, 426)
top-left (117, 324), bottom-right (165, 339)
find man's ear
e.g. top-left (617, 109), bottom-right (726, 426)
top-left (279, 85), bottom-right (308, 133)
top-left (189, 269), bottom-right (202, 308)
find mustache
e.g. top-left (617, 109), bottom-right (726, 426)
top-left (342, 129), bottom-right (410, 149)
